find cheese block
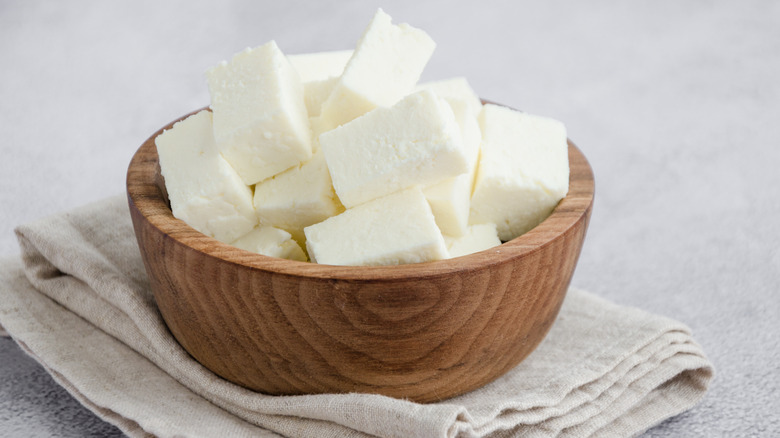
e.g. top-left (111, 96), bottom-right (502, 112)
top-left (253, 149), bottom-right (344, 246)
top-left (422, 97), bottom-right (482, 236)
top-left (155, 110), bottom-right (257, 243)
top-left (287, 50), bottom-right (353, 83)
top-left (304, 188), bottom-right (447, 266)
top-left (288, 50), bottom-right (352, 117)
top-left (231, 226), bottom-right (307, 262)
top-left (207, 41), bottom-right (312, 185)
top-left (417, 77), bottom-right (482, 116)
top-left (470, 104), bottom-right (569, 241)
top-left (309, 114), bottom-right (332, 151)
top-left (444, 223), bottom-right (501, 258)
top-left (319, 90), bottom-right (468, 209)
top-left (423, 173), bottom-right (472, 237)
top-left (301, 77), bottom-right (339, 117)
top-left (318, 9), bottom-right (435, 130)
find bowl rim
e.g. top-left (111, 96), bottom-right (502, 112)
top-left (127, 107), bottom-right (594, 282)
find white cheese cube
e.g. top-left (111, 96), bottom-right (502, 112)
top-left (287, 50), bottom-right (353, 83)
top-left (304, 188), bottom-right (447, 266)
top-left (309, 114), bottom-right (333, 150)
top-left (301, 77), bottom-right (338, 117)
top-left (288, 51), bottom-right (352, 117)
top-left (206, 41), bottom-right (312, 185)
top-left (155, 110), bottom-right (257, 243)
top-left (253, 150), bottom-right (344, 246)
top-left (444, 223), bottom-right (501, 258)
top-left (416, 77), bottom-right (482, 116)
top-left (319, 90), bottom-right (468, 209)
top-left (444, 98), bottom-right (482, 168)
top-left (470, 104), bottom-right (569, 241)
top-left (231, 226), bottom-right (307, 262)
top-left (318, 9), bottom-right (436, 130)
top-left (423, 173), bottom-right (472, 237)
top-left (422, 97), bottom-right (482, 236)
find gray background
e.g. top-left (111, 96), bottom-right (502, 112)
top-left (1, 1), bottom-right (778, 436)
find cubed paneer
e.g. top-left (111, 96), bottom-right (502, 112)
top-left (253, 150), bottom-right (344, 246)
top-left (304, 188), bottom-right (447, 266)
top-left (155, 110), bottom-right (257, 243)
top-left (288, 50), bottom-right (353, 117)
top-left (422, 97), bottom-right (482, 236)
top-left (470, 104), bottom-right (569, 241)
top-left (318, 9), bottom-right (435, 130)
top-left (320, 90), bottom-right (468, 208)
top-left (231, 226), bottom-right (307, 262)
top-left (207, 41), bottom-right (312, 185)
top-left (444, 223), bottom-right (501, 258)
top-left (301, 77), bottom-right (339, 117)
top-left (287, 50), bottom-right (353, 83)
top-left (416, 77), bottom-right (482, 116)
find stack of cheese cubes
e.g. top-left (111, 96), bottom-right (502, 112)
top-left (155, 9), bottom-right (570, 266)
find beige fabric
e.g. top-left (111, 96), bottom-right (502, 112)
top-left (0, 196), bottom-right (713, 438)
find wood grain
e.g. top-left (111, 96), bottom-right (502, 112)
top-left (126, 109), bottom-right (594, 403)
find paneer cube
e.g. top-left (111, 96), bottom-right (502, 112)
top-left (319, 90), bottom-right (468, 208)
top-left (318, 9), bottom-right (436, 130)
top-left (155, 110), bottom-right (257, 243)
top-left (417, 77), bottom-right (482, 117)
top-left (231, 226), bottom-right (307, 262)
top-left (422, 97), bottom-right (482, 236)
top-left (287, 49), bottom-right (353, 83)
top-left (304, 188), bottom-right (447, 266)
top-left (470, 104), bottom-right (569, 241)
top-left (444, 223), bottom-right (501, 258)
top-left (207, 41), bottom-right (312, 185)
top-left (288, 50), bottom-right (353, 117)
top-left (253, 150), bottom-right (344, 246)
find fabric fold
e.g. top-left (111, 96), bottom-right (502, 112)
top-left (0, 195), bottom-right (713, 438)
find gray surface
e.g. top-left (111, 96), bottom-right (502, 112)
top-left (1, 1), bottom-right (778, 437)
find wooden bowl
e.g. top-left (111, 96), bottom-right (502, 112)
top-left (126, 109), bottom-right (594, 403)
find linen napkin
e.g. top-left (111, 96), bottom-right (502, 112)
top-left (0, 195), bottom-right (713, 438)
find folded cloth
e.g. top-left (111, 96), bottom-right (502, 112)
top-left (0, 195), bottom-right (713, 438)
